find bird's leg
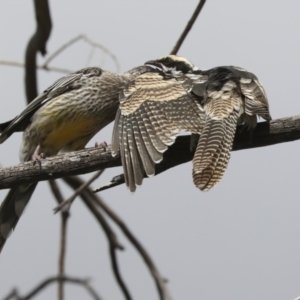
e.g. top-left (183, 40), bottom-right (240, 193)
top-left (32, 144), bottom-right (46, 166)
top-left (95, 141), bottom-right (108, 152)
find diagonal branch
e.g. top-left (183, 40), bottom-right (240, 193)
top-left (64, 176), bottom-right (172, 300)
top-left (0, 115), bottom-right (299, 189)
top-left (90, 188), bottom-right (172, 300)
top-left (53, 170), bottom-right (104, 213)
top-left (63, 177), bottom-right (131, 300)
top-left (170, 0), bottom-right (206, 55)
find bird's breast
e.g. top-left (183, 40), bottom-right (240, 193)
top-left (41, 116), bottom-right (96, 151)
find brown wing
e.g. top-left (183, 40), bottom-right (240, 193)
top-left (227, 66), bottom-right (271, 122)
top-left (192, 66), bottom-right (271, 191)
top-left (112, 72), bottom-right (204, 192)
top-left (193, 80), bottom-right (243, 191)
top-left (240, 77), bottom-right (271, 121)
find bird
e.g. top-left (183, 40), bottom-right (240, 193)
top-left (191, 66), bottom-right (271, 191)
top-left (111, 55), bottom-right (207, 192)
top-left (0, 67), bottom-right (138, 253)
top-left (111, 55), bottom-right (271, 193)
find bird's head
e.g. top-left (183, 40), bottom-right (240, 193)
top-left (145, 55), bottom-right (198, 74)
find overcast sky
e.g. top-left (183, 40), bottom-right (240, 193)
top-left (0, 1), bottom-right (300, 300)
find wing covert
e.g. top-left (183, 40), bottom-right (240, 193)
top-left (112, 71), bottom-right (204, 191)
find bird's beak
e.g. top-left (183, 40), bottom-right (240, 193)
top-left (144, 60), bottom-right (167, 72)
top-left (144, 60), bottom-right (157, 66)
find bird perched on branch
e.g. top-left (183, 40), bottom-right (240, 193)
top-left (191, 66), bottom-right (271, 191)
top-left (0, 67), bottom-right (137, 253)
top-left (111, 55), bottom-right (207, 192)
top-left (112, 55), bottom-right (271, 192)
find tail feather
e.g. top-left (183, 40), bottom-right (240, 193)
top-left (0, 183), bottom-right (37, 253)
top-left (193, 112), bottom-right (239, 191)
top-left (0, 119), bottom-right (14, 144)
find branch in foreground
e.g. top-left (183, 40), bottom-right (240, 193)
top-left (53, 170), bottom-right (104, 213)
top-left (65, 176), bottom-right (172, 300)
top-left (63, 177), bottom-right (131, 300)
top-left (48, 180), bottom-right (69, 300)
top-left (0, 115), bottom-right (300, 189)
top-left (92, 186), bottom-right (172, 300)
top-left (2, 276), bottom-right (102, 300)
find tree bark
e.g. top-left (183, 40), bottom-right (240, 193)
top-left (0, 115), bottom-right (299, 190)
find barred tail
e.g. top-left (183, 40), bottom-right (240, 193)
top-left (193, 111), bottom-right (239, 191)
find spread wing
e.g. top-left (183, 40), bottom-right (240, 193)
top-left (192, 66), bottom-right (271, 191)
top-left (0, 67), bottom-right (102, 143)
top-left (112, 72), bottom-right (205, 192)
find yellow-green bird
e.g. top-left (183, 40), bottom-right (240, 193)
top-left (0, 67), bottom-right (136, 253)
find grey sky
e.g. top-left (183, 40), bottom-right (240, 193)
top-left (0, 1), bottom-right (300, 299)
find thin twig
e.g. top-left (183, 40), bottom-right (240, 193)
top-left (63, 176), bottom-right (133, 300)
top-left (82, 35), bottom-right (121, 72)
top-left (53, 170), bottom-right (104, 213)
top-left (1, 33), bottom-right (121, 75)
top-left (41, 34), bottom-right (121, 72)
top-left (86, 46), bottom-right (96, 67)
top-left (41, 35), bottom-right (83, 68)
top-left (91, 188), bottom-right (172, 300)
top-left (93, 174), bottom-right (124, 193)
top-left (0, 60), bottom-right (73, 74)
top-left (93, 175), bottom-right (124, 193)
top-left (86, 178), bottom-right (172, 299)
top-left (170, 0), bottom-right (206, 55)
top-left (2, 276), bottom-right (102, 300)
top-left (48, 180), bottom-right (69, 300)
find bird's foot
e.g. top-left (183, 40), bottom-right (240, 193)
top-left (95, 141), bottom-right (108, 152)
top-left (32, 145), bottom-right (46, 166)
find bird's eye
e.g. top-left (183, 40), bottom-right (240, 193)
top-left (164, 57), bottom-right (172, 65)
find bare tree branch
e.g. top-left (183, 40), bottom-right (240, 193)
top-left (170, 0), bottom-right (206, 55)
top-left (81, 35), bottom-right (121, 72)
top-left (25, 0), bottom-right (52, 103)
top-left (41, 35), bottom-right (83, 68)
top-left (41, 34), bottom-right (121, 72)
top-left (63, 177), bottom-right (133, 300)
top-left (91, 187), bottom-right (172, 300)
top-left (0, 60), bottom-right (72, 75)
top-left (48, 180), bottom-right (69, 300)
top-left (62, 176), bottom-right (172, 300)
top-left (0, 116), bottom-right (299, 189)
top-left (53, 170), bottom-right (104, 213)
top-left (1, 33), bottom-right (122, 77)
top-left (2, 276), bottom-right (102, 300)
